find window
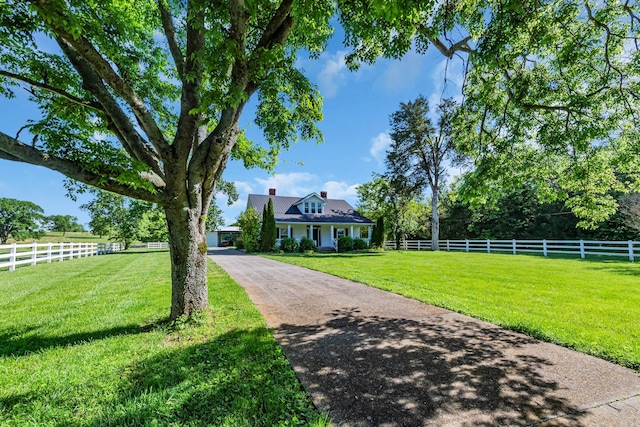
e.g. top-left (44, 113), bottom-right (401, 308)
top-left (311, 202), bottom-right (316, 214)
top-left (278, 227), bottom-right (289, 239)
top-left (335, 228), bottom-right (346, 238)
top-left (304, 202), bottom-right (309, 214)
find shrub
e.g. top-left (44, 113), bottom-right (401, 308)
top-left (337, 236), bottom-right (354, 252)
top-left (353, 237), bottom-right (368, 250)
top-left (371, 217), bottom-right (385, 248)
top-left (279, 237), bottom-right (299, 253)
top-left (299, 237), bottom-right (317, 252)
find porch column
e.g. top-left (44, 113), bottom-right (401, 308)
top-left (287, 224), bottom-right (291, 239)
top-left (367, 226), bottom-right (372, 240)
top-left (350, 225), bottom-right (354, 238)
top-left (309, 224), bottom-right (313, 239)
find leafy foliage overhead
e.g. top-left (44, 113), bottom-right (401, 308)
top-left (340, 0), bottom-right (640, 227)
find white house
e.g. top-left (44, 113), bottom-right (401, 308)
top-left (247, 188), bottom-right (374, 250)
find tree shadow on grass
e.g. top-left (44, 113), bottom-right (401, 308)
top-left (0, 322), bottom-right (159, 358)
top-left (76, 327), bottom-right (322, 427)
top-left (276, 308), bottom-right (586, 426)
top-left (584, 263), bottom-right (640, 277)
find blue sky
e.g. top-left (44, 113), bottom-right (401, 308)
top-left (0, 25), bottom-right (464, 227)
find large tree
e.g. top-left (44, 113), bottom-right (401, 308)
top-left (81, 190), bottom-right (142, 249)
top-left (46, 214), bottom-right (84, 236)
top-left (387, 96), bottom-right (460, 250)
top-left (340, 0), bottom-right (640, 228)
top-left (0, 1), bottom-right (329, 320)
top-left (0, 198), bottom-right (45, 244)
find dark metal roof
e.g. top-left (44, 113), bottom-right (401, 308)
top-left (247, 194), bottom-right (373, 225)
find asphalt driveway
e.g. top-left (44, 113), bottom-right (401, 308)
top-left (208, 249), bottom-right (640, 426)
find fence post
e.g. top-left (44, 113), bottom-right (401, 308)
top-left (629, 241), bottom-right (635, 262)
top-left (59, 242), bottom-right (64, 262)
top-left (543, 239), bottom-right (548, 257)
top-left (446, 240), bottom-right (450, 251)
top-left (31, 241), bottom-right (37, 266)
top-left (418, 240), bottom-right (421, 250)
top-left (487, 239), bottom-right (491, 254)
top-left (465, 239), bottom-right (469, 252)
top-left (512, 239), bottom-right (516, 255)
top-left (47, 242), bottom-right (52, 263)
top-left (9, 243), bottom-right (16, 272)
top-left (580, 240), bottom-right (585, 259)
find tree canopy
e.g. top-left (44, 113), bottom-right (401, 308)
top-left (339, 0), bottom-right (640, 228)
top-left (46, 214), bottom-right (84, 235)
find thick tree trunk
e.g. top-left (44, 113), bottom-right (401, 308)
top-left (431, 185), bottom-right (440, 251)
top-left (165, 204), bottom-right (209, 321)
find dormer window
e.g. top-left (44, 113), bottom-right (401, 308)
top-left (296, 193), bottom-right (326, 215)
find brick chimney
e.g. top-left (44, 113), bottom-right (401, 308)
top-left (268, 188), bottom-right (276, 196)
top-left (320, 191), bottom-right (327, 199)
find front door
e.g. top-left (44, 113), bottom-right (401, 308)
top-left (313, 226), bottom-right (321, 246)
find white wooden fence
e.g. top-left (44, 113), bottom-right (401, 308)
top-left (0, 242), bottom-right (98, 272)
top-left (384, 239), bottom-right (639, 261)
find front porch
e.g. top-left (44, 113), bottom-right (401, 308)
top-left (275, 223), bottom-right (372, 251)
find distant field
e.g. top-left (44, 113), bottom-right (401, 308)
top-left (6, 231), bottom-right (110, 244)
top-left (265, 250), bottom-right (640, 370)
top-left (0, 252), bottom-right (327, 426)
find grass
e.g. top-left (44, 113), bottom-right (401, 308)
top-left (0, 251), bottom-right (328, 426)
top-left (264, 250), bottom-right (640, 371)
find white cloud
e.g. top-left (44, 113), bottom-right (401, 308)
top-left (428, 57), bottom-right (465, 111)
top-left (255, 172), bottom-right (318, 197)
top-left (323, 180), bottom-right (360, 205)
top-left (317, 50), bottom-right (348, 98)
top-left (232, 180), bottom-right (253, 195)
top-left (378, 50), bottom-right (424, 92)
top-left (369, 132), bottom-right (391, 166)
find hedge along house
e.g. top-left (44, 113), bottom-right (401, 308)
top-left (247, 188), bottom-right (374, 250)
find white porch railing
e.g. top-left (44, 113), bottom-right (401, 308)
top-left (0, 242), bottom-right (99, 272)
top-left (383, 239), bottom-right (639, 262)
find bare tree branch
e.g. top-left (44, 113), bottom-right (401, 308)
top-left (423, 33), bottom-right (473, 58)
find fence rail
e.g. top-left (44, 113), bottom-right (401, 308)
top-left (0, 242), bottom-right (98, 272)
top-left (384, 239), bottom-right (639, 261)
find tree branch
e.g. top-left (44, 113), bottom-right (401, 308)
top-left (157, 0), bottom-right (184, 81)
top-left (256, 0), bottom-right (294, 50)
top-left (31, 1), bottom-right (168, 154)
top-left (0, 69), bottom-right (104, 112)
top-left (173, 0), bottom-right (205, 163)
top-left (56, 37), bottom-right (166, 179)
top-left (0, 131), bottom-right (162, 203)
top-left (423, 32), bottom-right (473, 58)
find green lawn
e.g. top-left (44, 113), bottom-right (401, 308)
top-left (264, 250), bottom-right (640, 370)
top-left (0, 251), bottom-right (328, 426)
